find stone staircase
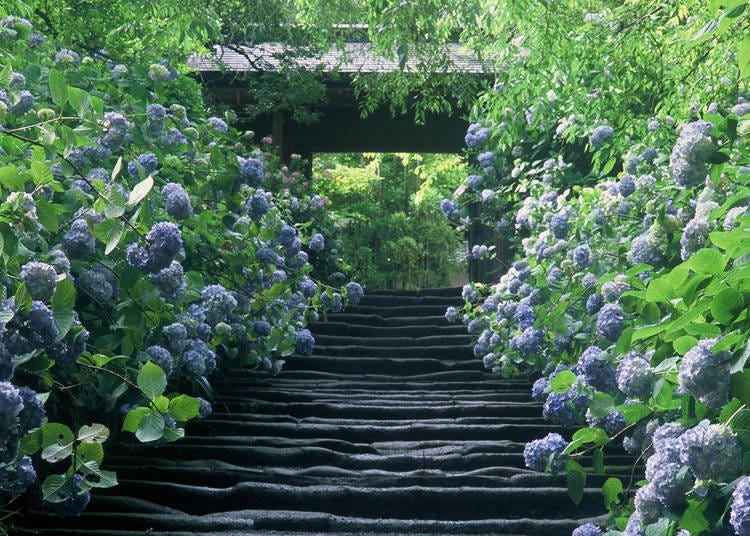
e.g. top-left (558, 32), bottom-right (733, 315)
top-left (15, 288), bottom-right (619, 536)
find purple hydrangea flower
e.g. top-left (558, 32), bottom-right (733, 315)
top-left (670, 120), bottom-right (714, 188)
top-left (297, 277), bottom-right (317, 298)
top-left (247, 190), bottom-right (270, 221)
top-left (295, 328), bottom-right (315, 355)
top-left (162, 322), bottom-right (188, 355)
top-left (148, 260), bottom-right (187, 302)
top-left (20, 261), bottom-right (57, 302)
top-left (509, 327), bottom-right (543, 356)
top-left (731, 476), bottom-right (750, 535)
top-left (18, 387), bottom-right (44, 433)
top-left (677, 338), bottom-right (731, 409)
top-left (616, 351), bottom-right (653, 398)
top-left (572, 244), bottom-right (593, 270)
top-left (126, 222), bottom-right (183, 274)
top-left (679, 217), bottom-right (711, 261)
top-left (239, 157), bottom-right (264, 187)
top-left (55, 48), bottom-right (80, 65)
top-left (678, 423), bottom-right (741, 482)
top-left (464, 123), bottom-right (490, 148)
top-left (466, 174), bottom-right (483, 189)
top-left (440, 198), bottom-right (460, 219)
top-left (590, 125), bottom-right (614, 148)
top-left (531, 376), bottom-right (550, 401)
top-left (162, 183), bottom-right (193, 220)
top-left (207, 117), bottom-right (228, 132)
top-left (596, 303), bottom-right (625, 343)
top-left (629, 235), bottom-right (661, 266)
top-left (309, 233), bottom-right (325, 251)
top-left (523, 432), bottom-right (568, 473)
top-left (0, 455), bottom-right (35, 496)
top-left (346, 282), bottom-right (364, 305)
top-left (445, 306), bottom-right (458, 323)
top-left (320, 291), bottom-right (343, 313)
top-left (572, 523), bottom-right (602, 536)
top-left (78, 264), bottom-right (119, 304)
top-left (549, 213), bottom-right (569, 239)
top-left (576, 346), bottom-right (616, 392)
top-left (62, 219), bottom-right (95, 259)
top-left (145, 345), bottom-right (173, 377)
top-left (196, 397), bottom-right (213, 419)
top-left (618, 174), bottom-right (636, 197)
top-left (0, 381), bottom-right (22, 463)
top-left (513, 302), bottom-right (536, 330)
top-left (200, 284), bottom-right (237, 326)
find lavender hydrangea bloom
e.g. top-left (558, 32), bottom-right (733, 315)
top-left (100, 111), bottom-right (130, 151)
top-left (624, 518), bottom-right (646, 536)
top-left (146, 103), bottom-right (166, 135)
top-left (549, 213), bottom-right (569, 239)
top-left (239, 157), bottom-right (264, 186)
top-left (0, 455), bottom-right (35, 496)
top-left (465, 174), bottom-right (483, 189)
top-left (523, 432), bottom-right (568, 473)
top-left (572, 244), bottom-right (593, 270)
top-left (546, 266), bottom-right (564, 286)
top-left (320, 291), bottom-right (343, 313)
top-left (180, 338), bottom-right (216, 377)
top-left (309, 233), bottom-right (325, 251)
top-left (513, 302), bottom-right (536, 330)
top-left (196, 397), bottom-right (213, 419)
top-left (531, 377), bottom-right (550, 401)
top-left (201, 285), bottom-right (237, 326)
top-left (586, 293), bottom-right (603, 314)
top-left (247, 191), bottom-right (270, 220)
top-left (161, 127), bottom-right (187, 147)
top-left (445, 306), bottom-right (458, 323)
top-left (146, 345), bottom-right (173, 377)
top-left (162, 183), bottom-right (193, 220)
top-left (28, 301), bottom-right (58, 348)
top-left (644, 454), bottom-right (691, 507)
top-left (17, 387), bottom-right (44, 434)
top-left (0, 382), bottom-right (22, 463)
top-left (628, 235), bottom-right (661, 266)
top-left (464, 123), bottom-right (490, 148)
top-left (477, 151), bottom-right (495, 168)
top-left (677, 338), bottom-right (731, 409)
top-left (20, 261), bottom-right (57, 302)
top-left (508, 327), bottom-right (544, 356)
top-left (126, 222), bottom-right (183, 274)
top-left (572, 523), bottom-right (602, 536)
top-left (346, 282), bottom-right (364, 305)
top-left (55, 48), bottom-right (80, 65)
top-left (678, 423), bottom-right (741, 482)
top-left (731, 476), bottom-right (750, 535)
top-left (543, 387), bottom-right (589, 426)
top-left (461, 284), bottom-right (477, 302)
top-left (297, 277), bottom-right (318, 298)
top-left (590, 125), bottom-right (614, 148)
top-left (618, 175), bottom-right (636, 197)
top-left (596, 303), bottom-right (625, 343)
top-left (78, 264), bottom-right (118, 304)
top-left (148, 261), bottom-right (187, 302)
top-left (679, 217), bottom-right (711, 261)
top-left (670, 120), bottom-right (715, 188)
top-left (440, 198), bottom-right (460, 219)
top-left (634, 484), bottom-right (663, 525)
top-left (616, 351), bottom-right (653, 398)
top-left (207, 117), bottom-right (228, 132)
top-left (576, 346), bottom-right (616, 392)
top-left (162, 322), bottom-right (188, 355)
top-left (586, 409), bottom-right (625, 435)
top-left (295, 328), bottom-right (315, 355)
top-left (62, 219), bottom-right (95, 259)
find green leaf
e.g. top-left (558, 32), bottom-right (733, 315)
top-left (48, 69), bottom-right (67, 107)
top-left (30, 160), bottom-right (53, 186)
top-left (0, 64), bottom-right (12, 89)
top-left (589, 392), bottom-right (615, 419)
top-left (127, 175), bottom-right (154, 206)
top-left (731, 370), bottom-right (750, 405)
top-left (42, 474), bottom-right (69, 503)
top-left (52, 278), bottom-right (76, 340)
top-left (153, 395), bottom-right (170, 413)
top-left (550, 369), bottom-right (576, 392)
top-left (711, 287), bottom-right (745, 325)
top-left (79, 460), bottom-right (118, 488)
top-left (75, 442), bottom-right (104, 465)
top-left (645, 517), bottom-right (671, 536)
top-left (679, 498), bottom-right (709, 534)
top-left (93, 219), bottom-right (125, 255)
top-left (673, 335), bottom-right (697, 355)
top-left (688, 248), bottom-right (726, 275)
top-left (729, 409), bottom-right (750, 432)
top-left (0, 165), bottom-right (24, 191)
top-left (566, 460), bottom-right (586, 505)
top-left (111, 156), bottom-right (123, 182)
top-left (135, 410), bottom-right (165, 442)
top-left (162, 425), bottom-right (185, 442)
top-left (35, 197), bottom-right (59, 232)
top-left (592, 447), bottom-right (604, 474)
top-left (122, 406), bottom-right (149, 433)
top-left (104, 187), bottom-right (127, 219)
top-left (137, 361), bottom-right (167, 401)
top-left (731, 338), bottom-right (750, 374)
top-left (601, 477), bottom-right (623, 509)
top-left (20, 428), bottom-right (42, 455)
top-left (40, 423), bottom-right (75, 462)
top-left (740, 35), bottom-right (750, 79)
top-left (168, 395), bottom-right (200, 421)
top-left (77, 423), bottom-right (109, 444)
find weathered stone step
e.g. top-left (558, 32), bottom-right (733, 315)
top-left (356, 294), bottom-right (463, 307)
top-left (217, 390), bottom-right (537, 405)
top-left (307, 321), bottom-right (468, 337)
top-left (309, 344), bottom-right (473, 359)
top-left (222, 369), bottom-right (515, 384)
top-left (320, 313), bottom-right (452, 326)
top-left (284, 356), bottom-right (480, 375)
top-left (93, 480), bottom-right (606, 519)
top-left (313, 333), bottom-right (474, 347)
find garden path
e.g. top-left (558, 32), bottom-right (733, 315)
top-left (20, 289), bottom-right (617, 535)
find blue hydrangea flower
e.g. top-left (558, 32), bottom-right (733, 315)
top-left (546, 266), bottom-right (564, 286)
top-left (148, 62), bottom-right (177, 82)
top-left (464, 123), bottom-right (490, 148)
top-left (18, 386), bottom-right (45, 434)
top-left (162, 183), bottom-right (193, 220)
top-left (207, 117), bottom-right (228, 132)
top-left (149, 261), bottom-right (186, 302)
top-left (629, 235), bottom-right (661, 266)
top-left (440, 198), bottom-right (460, 219)
top-left (161, 127), bottom-right (187, 147)
top-left (296, 277), bottom-right (318, 298)
top-left (509, 327), bottom-right (543, 356)
top-left (275, 225), bottom-right (297, 248)
top-left (346, 282), bottom-right (364, 305)
top-left (0, 455), bottom-right (35, 496)
top-left (146, 103), bottom-right (166, 134)
top-left (523, 432), bottom-right (568, 473)
top-left (62, 219), bottom-right (95, 259)
top-left (180, 338), bottom-right (216, 377)
top-left (239, 157), bottom-right (264, 187)
top-left (0, 381), bottom-right (23, 463)
top-left (253, 320), bottom-right (272, 337)
top-left (678, 422), bottom-right (741, 482)
top-left (466, 174), bottom-right (483, 189)
top-left (100, 111), bottom-right (130, 151)
top-left (513, 302), bottom-right (536, 330)
top-left (634, 484), bottom-right (663, 525)
top-left (531, 376), bottom-right (550, 401)
top-left (677, 338), bottom-right (731, 409)
top-left (679, 217), bottom-right (710, 261)
top-left (20, 261), bottom-right (57, 302)
top-left (201, 285), bottom-right (237, 326)
top-left (618, 174), bottom-right (636, 197)
top-left (78, 264), bottom-right (119, 304)
top-left (572, 523), bottom-right (602, 536)
top-left (295, 328), bottom-right (315, 355)
top-left (572, 244), bottom-right (593, 270)
top-left (576, 346), bottom-right (616, 392)
top-left (670, 120), bottom-right (714, 188)
top-left (145, 345), bottom-right (173, 377)
top-left (731, 476), bottom-right (750, 535)
top-left (445, 306), bottom-right (458, 323)
top-left (596, 303), bottom-right (625, 343)
top-left (196, 397), bottom-right (213, 419)
top-left (641, 147), bottom-right (658, 162)
top-left (616, 351), bottom-right (653, 399)
top-left (624, 518), bottom-right (646, 536)
top-left (287, 251), bottom-right (308, 269)
top-left (126, 222), bottom-right (183, 274)
top-left (320, 291), bottom-right (343, 313)
top-left (162, 322), bottom-right (188, 355)
top-left (586, 409), bottom-right (625, 435)
top-left (11, 90), bottom-right (34, 115)
top-left (590, 125), bottom-right (614, 148)
top-left (28, 301), bottom-right (58, 348)
top-left (247, 190), bottom-right (270, 221)
top-left (55, 48), bottom-right (80, 65)
top-left (309, 233), bottom-right (325, 252)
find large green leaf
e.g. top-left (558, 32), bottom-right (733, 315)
top-left (52, 278), bottom-right (76, 340)
top-left (77, 423), bottom-right (110, 444)
top-left (127, 175), bottom-right (154, 206)
top-left (566, 460), bottom-right (586, 505)
top-left (48, 68), bottom-right (67, 107)
top-left (135, 410), bottom-right (165, 442)
top-left (711, 287), bottom-right (744, 325)
top-left (137, 361), bottom-right (167, 401)
top-left (601, 477), bottom-right (622, 510)
top-left (168, 395), bottom-right (200, 421)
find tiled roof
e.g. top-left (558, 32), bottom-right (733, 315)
top-left (188, 42), bottom-right (487, 74)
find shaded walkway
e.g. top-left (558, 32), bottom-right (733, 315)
top-left (19, 289), bottom-right (612, 535)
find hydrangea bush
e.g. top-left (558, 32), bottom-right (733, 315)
top-left (441, 6), bottom-right (750, 534)
top-left (0, 16), bottom-right (360, 520)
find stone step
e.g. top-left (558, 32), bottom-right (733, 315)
top-left (307, 321), bottom-right (468, 337)
top-left (312, 333), bottom-right (474, 347)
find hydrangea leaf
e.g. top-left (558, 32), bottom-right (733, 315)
top-left (127, 175), bottom-right (154, 207)
top-left (30, 160), bottom-right (53, 187)
top-left (52, 278), bottom-right (76, 340)
top-left (40, 423), bottom-right (75, 462)
top-left (673, 335), bottom-right (698, 355)
top-left (79, 460), bottom-right (118, 489)
top-left (48, 68), bottom-right (67, 107)
top-left (615, 402), bottom-right (653, 425)
top-left (711, 287), bottom-right (744, 325)
top-left (550, 369), bottom-right (576, 393)
top-left (589, 392), bottom-right (615, 419)
top-left (77, 424), bottom-right (109, 444)
top-left (93, 218), bottom-right (125, 255)
top-left (35, 197), bottom-right (59, 232)
top-left (602, 477), bottom-right (623, 510)
top-left (730, 370), bottom-right (750, 406)
top-left (566, 459), bottom-right (586, 505)
top-left (168, 395), bottom-right (200, 421)
top-left (645, 518), bottom-right (671, 536)
top-left (678, 498), bottom-right (709, 534)
top-left (41, 474), bottom-right (69, 503)
top-left (104, 187), bottom-right (126, 219)
top-left (135, 410), bottom-right (165, 443)
top-left (76, 442), bottom-right (104, 466)
top-left (688, 248), bottom-right (727, 276)
top-left (137, 361), bottom-right (167, 401)
top-left (162, 425), bottom-right (185, 443)
top-left (122, 406), bottom-right (149, 433)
